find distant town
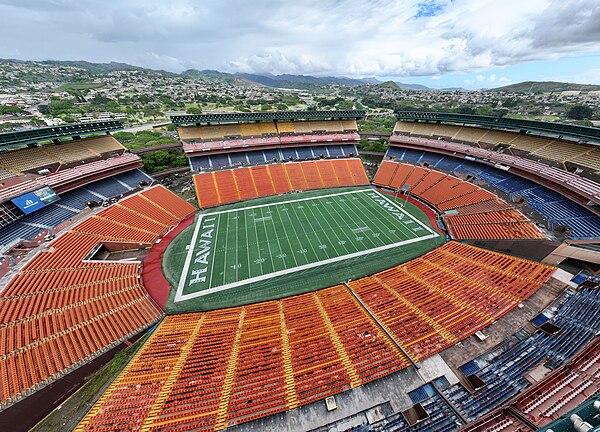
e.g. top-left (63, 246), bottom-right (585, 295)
top-left (0, 59), bottom-right (598, 134)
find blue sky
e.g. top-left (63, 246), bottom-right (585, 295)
top-left (0, 0), bottom-right (598, 89)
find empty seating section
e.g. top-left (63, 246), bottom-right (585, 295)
top-left (443, 287), bottom-right (600, 423)
top-left (249, 166), bottom-right (276, 197)
top-left (0, 154), bottom-right (143, 205)
top-left (233, 168), bottom-right (259, 201)
top-left (179, 120), bottom-right (357, 143)
top-left (377, 391), bottom-right (465, 431)
top-left (0, 186), bottom-right (196, 407)
top-left (0, 135), bottom-right (125, 178)
top-left (349, 242), bottom-right (554, 361)
top-left (77, 135), bottom-right (125, 155)
top-left (512, 338), bottom-right (600, 425)
top-left (0, 147), bottom-right (57, 174)
top-left (445, 209), bottom-right (544, 240)
top-left (74, 241), bottom-right (553, 431)
top-left (188, 144), bottom-right (359, 171)
top-left (388, 150), bottom-right (600, 240)
top-left (0, 169), bottom-right (152, 248)
top-left (374, 161), bottom-right (543, 240)
top-left (458, 410), bottom-right (532, 432)
top-left (193, 159), bottom-right (369, 208)
top-left (393, 120), bottom-right (600, 173)
top-left (179, 119), bottom-right (360, 161)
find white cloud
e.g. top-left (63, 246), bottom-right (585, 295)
top-left (0, 0), bottom-right (598, 79)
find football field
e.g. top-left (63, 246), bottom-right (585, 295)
top-left (163, 187), bottom-right (444, 312)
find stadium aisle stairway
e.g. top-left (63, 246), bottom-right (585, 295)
top-left (0, 185), bottom-right (196, 409)
top-left (74, 242), bottom-right (553, 432)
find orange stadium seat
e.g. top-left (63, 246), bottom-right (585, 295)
top-left (284, 163), bottom-right (309, 191)
top-left (233, 168), bottom-right (258, 201)
top-left (331, 159), bottom-right (355, 185)
top-left (194, 173), bottom-right (221, 208)
top-left (373, 160), bottom-right (398, 186)
top-left (73, 241), bottom-right (554, 432)
top-left (267, 164), bottom-right (292, 194)
top-left (192, 160), bottom-right (369, 208)
top-left (250, 166), bottom-right (276, 196)
top-left (213, 170), bottom-right (240, 204)
top-left (346, 159), bottom-right (370, 185)
top-left (0, 186), bottom-right (194, 407)
top-left (299, 161), bottom-right (324, 189)
top-left (316, 160), bottom-right (338, 186)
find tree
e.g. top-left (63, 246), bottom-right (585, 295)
top-left (567, 105), bottom-right (593, 120)
top-left (457, 106), bottom-right (476, 115)
top-left (0, 105), bottom-right (24, 115)
top-left (186, 105), bottom-right (202, 114)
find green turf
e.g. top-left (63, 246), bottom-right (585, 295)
top-left (163, 187), bottom-right (445, 313)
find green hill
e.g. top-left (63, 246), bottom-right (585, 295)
top-left (490, 81), bottom-right (600, 94)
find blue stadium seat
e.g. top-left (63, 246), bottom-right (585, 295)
top-left (311, 145), bottom-right (328, 157)
top-left (0, 222), bottom-right (44, 247)
top-left (263, 149), bottom-right (281, 162)
top-left (442, 288), bottom-right (600, 421)
top-left (55, 188), bottom-right (101, 211)
top-left (190, 156), bottom-right (212, 170)
top-left (113, 169), bottom-right (153, 188)
top-left (326, 145), bottom-right (343, 156)
top-left (246, 151), bottom-right (266, 164)
top-left (281, 148), bottom-right (298, 160)
top-left (400, 148), bottom-right (425, 163)
top-left (296, 147), bottom-right (313, 159)
top-left (419, 152), bottom-right (444, 166)
top-left (228, 152), bottom-right (248, 166)
top-left (85, 177), bottom-right (130, 199)
top-left (208, 153), bottom-right (231, 169)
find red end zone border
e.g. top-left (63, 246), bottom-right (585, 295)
top-left (141, 214), bottom-right (195, 309)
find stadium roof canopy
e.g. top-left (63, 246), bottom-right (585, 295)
top-left (170, 110), bottom-right (367, 125)
top-left (0, 120), bottom-right (123, 150)
top-left (395, 111), bottom-right (600, 144)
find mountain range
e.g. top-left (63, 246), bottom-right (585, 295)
top-left (180, 69), bottom-right (433, 90)
top-left (3, 59), bottom-right (599, 93)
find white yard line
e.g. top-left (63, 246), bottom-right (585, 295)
top-left (205, 188), bottom-right (372, 216)
top-left (174, 233), bottom-right (436, 302)
top-left (175, 187), bottom-right (440, 303)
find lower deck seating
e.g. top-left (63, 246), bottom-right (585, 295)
top-left (74, 242), bottom-right (553, 432)
top-left (373, 160), bottom-right (544, 240)
top-left (0, 185), bottom-right (196, 408)
top-left (193, 158), bottom-right (369, 208)
top-left (385, 148), bottom-right (600, 240)
top-left (189, 144), bottom-right (358, 171)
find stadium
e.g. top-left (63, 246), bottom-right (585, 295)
top-left (0, 109), bottom-right (599, 432)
